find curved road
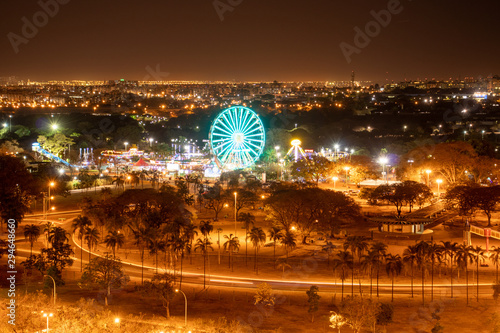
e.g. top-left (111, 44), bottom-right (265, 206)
top-left (23, 209), bottom-right (496, 299)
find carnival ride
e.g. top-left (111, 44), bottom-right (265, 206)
top-left (286, 139), bottom-right (307, 162)
top-left (32, 142), bottom-right (77, 168)
top-left (209, 106), bottom-right (265, 170)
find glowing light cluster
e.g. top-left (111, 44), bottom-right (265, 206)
top-left (209, 106), bottom-right (265, 170)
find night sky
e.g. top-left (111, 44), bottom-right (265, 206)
top-left (1, 0), bottom-right (499, 83)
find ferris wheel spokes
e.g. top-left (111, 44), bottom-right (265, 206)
top-left (209, 106), bottom-right (265, 170)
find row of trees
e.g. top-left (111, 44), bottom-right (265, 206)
top-left (361, 180), bottom-right (433, 217)
top-left (22, 223), bottom-right (74, 284)
top-left (445, 184), bottom-right (500, 226)
top-left (400, 141), bottom-right (500, 185)
top-left (265, 186), bottom-right (362, 243)
top-left (276, 141), bottom-right (499, 188)
top-left (330, 236), bottom-right (494, 306)
top-left (290, 155), bottom-right (379, 185)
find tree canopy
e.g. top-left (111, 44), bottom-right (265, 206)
top-left (265, 187), bottom-right (361, 242)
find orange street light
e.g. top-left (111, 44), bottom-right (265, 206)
top-left (425, 170), bottom-right (431, 186)
top-left (436, 179), bottom-right (443, 196)
top-left (333, 176), bottom-right (338, 190)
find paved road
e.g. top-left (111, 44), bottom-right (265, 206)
top-left (20, 209), bottom-right (495, 301)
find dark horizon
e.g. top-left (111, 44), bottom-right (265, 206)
top-left (1, 0), bottom-right (499, 83)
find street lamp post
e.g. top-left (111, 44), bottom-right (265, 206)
top-left (175, 289), bottom-right (188, 326)
top-left (344, 167), bottom-right (350, 189)
top-left (378, 157), bottom-right (388, 184)
top-left (333, 176), bottom-right (338, 190)
top-left (279, 158), bottom-right (284, 180)
top-left (149, 138), bottom-right (153, 147)
top-left (277, 152), bottom-right (281, 179)
top-left (482, 130), bottom-right (485, 140)
top-left (425, 170), bottom-right (431, 187)
top-left (44, 275), bottom-right (57, 305)
top-left (115, 318), bottom-right (120, 328)
top-left (233, 192), bottom-right (237, 236)
top-left (48, 182), bottom-right (55, 218)
top-left (124, 142), bottom-right (129, 151)
top-left (217, 227), bottom-right (222, 265)
top-left (436, 179), bottom-right (443, 197)
top-left (42, 192), bottom-right (47, 221)
top-left (42, 312), bottom-right (53, 332)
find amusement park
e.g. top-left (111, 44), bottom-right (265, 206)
top-left (4, 103), bottom-right (500, 333)
top-left (28, 105), bottom-right (354, 185)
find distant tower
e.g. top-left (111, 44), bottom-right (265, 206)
top-left (351, 71), bottom-right (355, 90)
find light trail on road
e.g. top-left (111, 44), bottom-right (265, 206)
top-left (70, 233), bottom-right (494, 294)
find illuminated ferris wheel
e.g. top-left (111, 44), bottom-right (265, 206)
top-left (209, 106), bottom-right (266, 170)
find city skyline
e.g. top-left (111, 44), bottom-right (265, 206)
top-left (1, 0), bottom-right (499, 82)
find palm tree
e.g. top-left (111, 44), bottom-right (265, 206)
top-left (72, 216), bottom-right (91, 271)
top-left (178, 232), bottom-right (192, 288)
top-left (276, 258), bottom-right (291, 278)
top-left (361, 250), bottom-right (379, 297)
top-left (332, 250), bottom-right (353, 301)
top-left (282, 230), bottom-right (297, 262)
top-left (352, 236), bottom-right (369, 295)
top-left (132, 227), bottom-right (150, 284)
top-left (223, 234), bottom-right (240, 271)
top-left (343, 236), bottom-right (366, 296)
top-left (490, 246), bottom-right (500, 283)
top-left (239, 212), bottom-right (255, 266)
top-left (370, 242), bottom-right (387, 298)
top-left (104, 230), bottom-right (125, 260)
top-left (268, 226), bottom-right (283, 267)
top-left (194, 238), bottom-right (213, 288)
top-left (456, 244), bottom-right (474, 305)
top-left (182, 224), bottom-right (198, 264)
top-left (385, 254), bottom-right (403, 302)
top-left (471, 246), bottom-right (485, 302)
top-left (441, 241), bottom-right (458, 298)
top-left (42, 222), bottom-right (54, 248)
top-left (322, 241), bottom-right (336, 267)
top-left (49, 226), bottom-right (69, 247)
top-left (416, 241), bottom-right (429, 305)
top-left (84, 226), bottom-right (100, 266)
top-left (402, 245), bottom-right (419, 298)
top-left (148, 232), bottom-right (165, 274)
top-left (23, 224), bottom-right (41, 257)
top-left (427, 243), bottom-right (442, 301)
top-left (354, 237), bottom-right (369, 262)
top-left (248, 227), bottom-right (266, 274)
top-left (171, 234), bottom-right (185, 284)
top-left (199, 220), bottom-right (213, 240)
